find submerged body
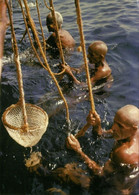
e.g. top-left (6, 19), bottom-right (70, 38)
top-left (46, 29), bottom-right (75, 50)
top-left (61, 40), bottom-right (113, 88)
top-left (67, 105), bottom-right (139, 194)
top-left (87, 40), bottom-right (113, 86)
top-left (46, 12), bottom-right (75, 50)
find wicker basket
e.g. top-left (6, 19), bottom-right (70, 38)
top-left (2, 103), bottom-right (48, 147)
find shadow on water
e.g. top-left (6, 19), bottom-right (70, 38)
top-left (1, 0), bottom-right (139, 194)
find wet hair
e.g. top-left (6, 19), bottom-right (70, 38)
top-left (46, 11), bottom-right (63, 28)
top-left (88, 40), bottom-right (108, 57)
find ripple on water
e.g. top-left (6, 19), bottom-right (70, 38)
top-left (1, 0), bottom-right (139, 194)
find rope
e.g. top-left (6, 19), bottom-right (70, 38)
top-left (75, 0), bottom-right (95, 113)
top-left (43, 0), bottom-right (52, 11)
top-left (21, 0), bottom-right (70, 122)
top-left (48, 0), bottom-right (80, 84)
top-left (36, 0), bottom-right (46, 53)
top-left (54, 68), bottom-right (65, 76)
top-left (49, 0), bottom-right (65, 65)
top-left (5, 0), bottom-right (28, 132)
top-left (36, 0), bottom-right (65, 76)
top-left (18, 0), bottom-right (48, 71)
top-left (18, 1), bottom-right (65, 77)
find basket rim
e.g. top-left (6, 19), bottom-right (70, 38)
top-left (2, 103), bottom-right (48, 131)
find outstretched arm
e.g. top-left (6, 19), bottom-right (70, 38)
top-left (67, 134), bottom-right (103, 175)
top-left (75, 123), bottom-right (91, 138)
top-left (60, 63), bottom-right (81, 85)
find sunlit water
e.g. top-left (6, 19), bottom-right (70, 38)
top-left (0, 0), bottom-right (139, 194)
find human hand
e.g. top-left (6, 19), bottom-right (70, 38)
top-left (61, 63), bottom-right (72, 74)
top-left (61, 63), bottom-right (81, 84)
top-left (86, 110), bottom-right (101, 127)
top-left (66, 134), bottom-right (82, 153)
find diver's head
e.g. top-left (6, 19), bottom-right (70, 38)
top-left (88, 40), bottom-right (108, 64)
top-left (46, 11), bottom-right (63, 32)
top-left (112, 105), bottom-right (139, 140)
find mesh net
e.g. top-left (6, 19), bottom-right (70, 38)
top-left (2, 103), bottom-right (48, 147)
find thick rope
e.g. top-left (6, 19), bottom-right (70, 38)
top-left (22, 0), bottom-right (70, 122)
top-left (5, 0), bottom-right (28, 131)
top-left (75, 0), bottom-right (95, 113)
top-left (43, 0), bottom-right (51, 11)
top-left (18, 0), bottom-right (48, 70)
top-left (18, 1), bottom-right (65, 77)
top-left (49, 0), bottom-right (65, 65)
top-left (19, 0), bottom-right (66, 76)
top-left (43, 0), bottom-right (65, 65)
top-left (36, 0), bottom-right (46, 53)
top-left (48, 0), bottom-right (80, 84)
top-left (36, 0), bottom-right (65, 76)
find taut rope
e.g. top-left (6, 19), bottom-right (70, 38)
top-left (75, 0), bottom-right (95, 113)
top-left (75, 0), bottom-right (95, 138)
top-left (49, 0), bottom-right (65, 65)
top-left (36, 0), bottom-right (46, 53)
top-left (21, 0), bottom-right (70, 122)
top-left (5, 0), bottom-right (28, 131)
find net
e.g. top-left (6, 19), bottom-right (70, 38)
top-left (2, 103), bottom-right (48, 147)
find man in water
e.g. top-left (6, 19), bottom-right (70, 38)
top-left (38, 41), bottom-right (113, 117)
top-left (87, 40), bottom-right (113, 86)
top-left (61, 40), bottom-right (113, 88)
top-left (67, 105), bottom-right (139, 194)
top-left (46, 11), bottom-right (75, 50)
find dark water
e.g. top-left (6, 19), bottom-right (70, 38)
top-left (1, 0), bottom-right (139, 194)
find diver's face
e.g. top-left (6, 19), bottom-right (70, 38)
top-left (87, 50), bottom-right (100, 64)
top-left (46, 20), bottom-right (54, 32)
top-left (112, 114), bottom-right (131, 140)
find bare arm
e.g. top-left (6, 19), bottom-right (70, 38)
top-left (75, 110), bottom-right (103, 138)
top-left (75, 123), bottom-right (91, 138)
top-left (91, 65), bottom-right (112, 84)
top-left (60, 63), bottom-right (81, 85)
top-left (78, 149), bottom-right (103, 175)
top-left (86, 110), bottom-right (113, 138)
top-left (67, 134), bottom-right (103, 175)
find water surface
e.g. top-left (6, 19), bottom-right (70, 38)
top-left (0, 0), bottom-right (139, 194)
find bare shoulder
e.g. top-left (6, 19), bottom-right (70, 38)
top-left (59, 29), bottom-right (75, 40)
top-left (59, 29), bottom-right (75, 48)
top-left (93, 65), bottom-right (111, 81)
top-left (112, 143), bottom-right (139, 165)
top-left (102, 64), bottom-right (111, 74)
top-left (59, 29), bottom-right (71, 35)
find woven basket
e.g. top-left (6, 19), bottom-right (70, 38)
top-left (2, 103), bottom-right (48, 147)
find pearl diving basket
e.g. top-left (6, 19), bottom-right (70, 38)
top-left (2, 102), bottom-right (48, 147)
